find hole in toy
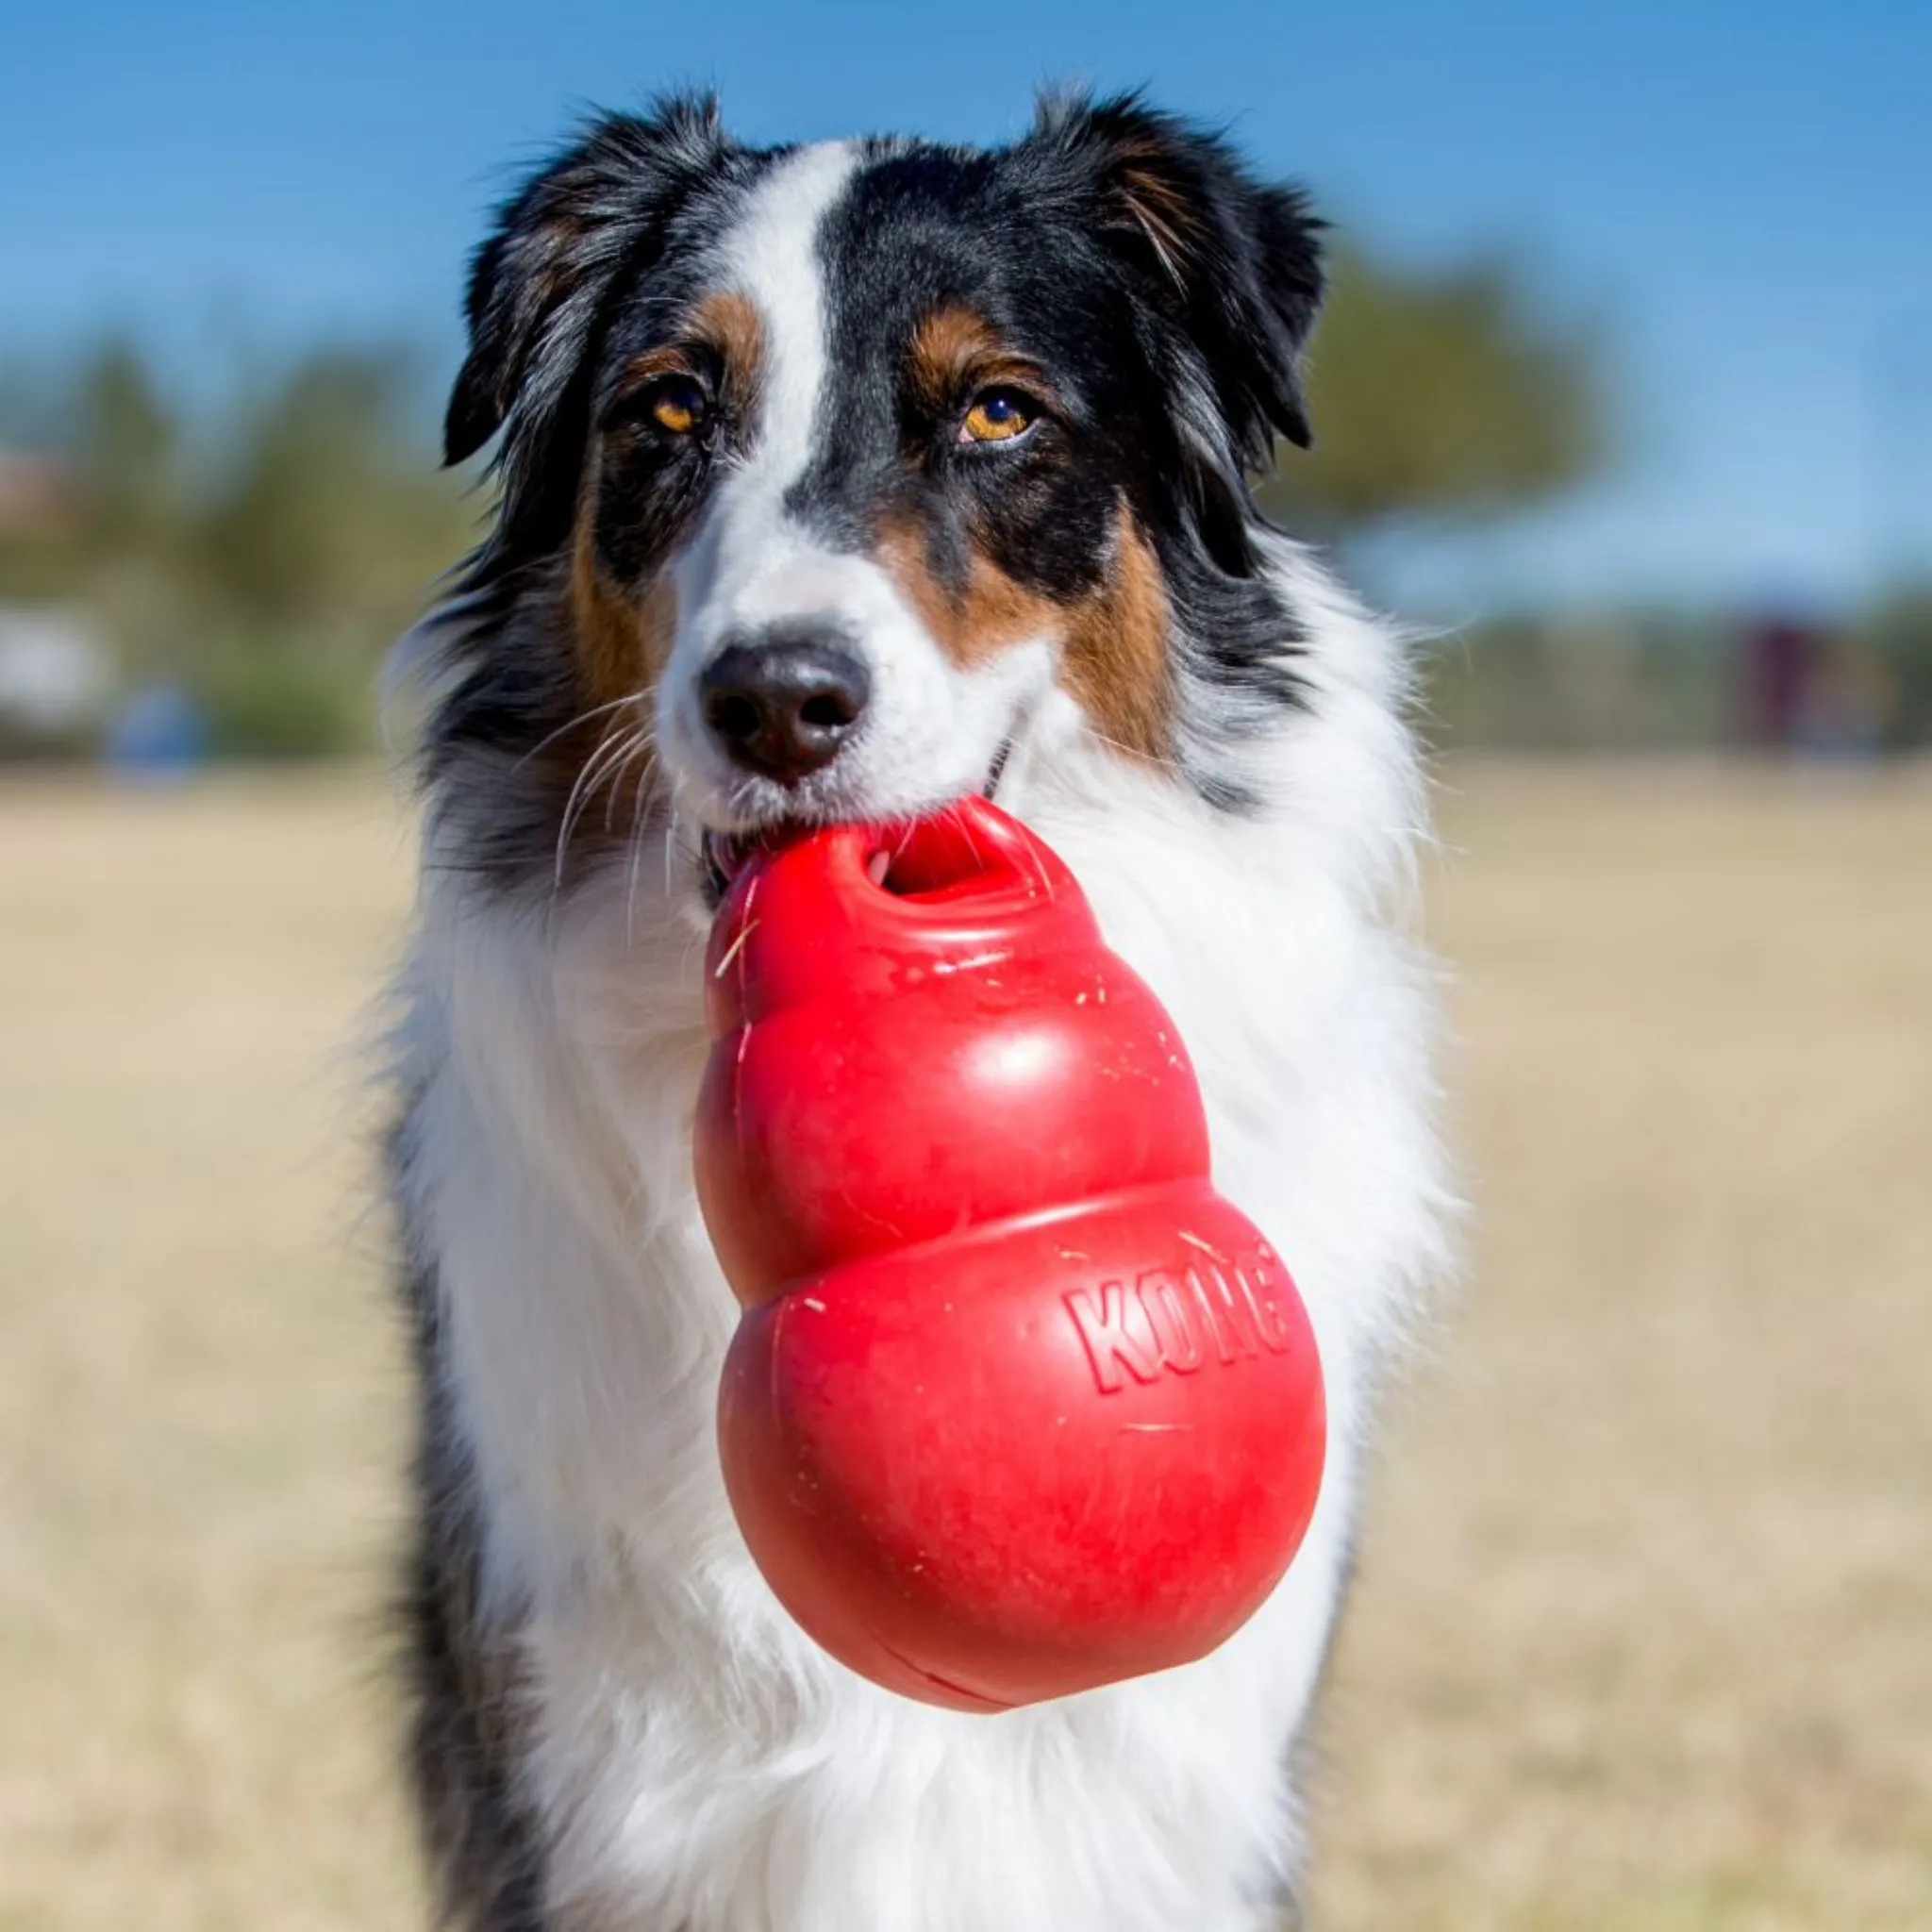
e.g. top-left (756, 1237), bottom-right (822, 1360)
top-left (869, 813), bottom-right (1025, 903)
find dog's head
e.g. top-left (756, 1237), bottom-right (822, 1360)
top-left (425, 92), bottom-right (1324, 894)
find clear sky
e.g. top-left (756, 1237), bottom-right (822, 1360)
top-left (3, 0), bottom-right (1927, 611)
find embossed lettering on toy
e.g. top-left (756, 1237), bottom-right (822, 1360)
top-left (1063, 1249), bottom-right (1301, 1395)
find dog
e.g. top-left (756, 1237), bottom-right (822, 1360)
top-left (386, 89), bottom-right (1454, 1932)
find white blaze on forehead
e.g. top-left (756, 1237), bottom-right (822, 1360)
top-left (658, 136), bottom-right (1050, 836)
top-left (714, 141), bottom-right (858, 505)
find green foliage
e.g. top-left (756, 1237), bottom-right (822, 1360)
top-left (187, 636), bottom-right (376, 758)
top-left (1424, 595), bottom-right (1932, 754)
top-left (1861, 583), bottom-right (1932, 746)
top-left (0, 340), bottom-right (478, 755)
top-left (192, 352), bottom-right (472, 628)
top-left (74, 343), bottom-right (181, 555)
top-left (1258, 247), bottom-right (1604, 540)
top-left (1422, 612), bottom-right (1737, 752)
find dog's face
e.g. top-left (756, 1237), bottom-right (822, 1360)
top-left (429, 94), bottom-right (1324, 895)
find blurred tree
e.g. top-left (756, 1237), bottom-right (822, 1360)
top-left (0, 340), bottom-right (477, 752)
top-left (1861, 581), bottom-right (1932, 746)
top-left (1259, 247), bottom-right (1605, 542)
top-left (194, 349), bottom-right (474, 631)
top-left (74, 342), bottom-right (182, 557)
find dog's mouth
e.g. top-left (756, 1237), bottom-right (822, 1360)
top-left (700, 740), bottom-right (1014, 908)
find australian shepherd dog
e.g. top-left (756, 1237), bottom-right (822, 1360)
top-left (387, 89), bottom-right (1453, 1932)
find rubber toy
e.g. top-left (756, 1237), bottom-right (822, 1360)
top-left (695, 794), bottom-right (1325, 1711)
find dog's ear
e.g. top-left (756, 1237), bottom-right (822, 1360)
top-left (444, 95), bottom-right (734, 480)
top-left (1028, 91), bottom-right (1324, 463)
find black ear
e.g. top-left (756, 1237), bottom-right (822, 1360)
top-left (443, 94), bottom-right (735, 475)
top-left (1029, 91), bottom-right (1325, 462)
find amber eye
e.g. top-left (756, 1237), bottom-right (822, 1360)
top-left (959, 388), bottom-right (1038, 445)
top-left (647, 375), bottom-right (708, 436)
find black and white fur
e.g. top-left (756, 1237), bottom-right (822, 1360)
top-left (388, 91), bottom-right (1452, 1932)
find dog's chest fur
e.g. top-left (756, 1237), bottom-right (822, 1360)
top-left (392, 557), bottom-right (1448, 1931)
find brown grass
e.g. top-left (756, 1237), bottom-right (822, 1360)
top-left (1, 762), bottom-right (1927, 1929)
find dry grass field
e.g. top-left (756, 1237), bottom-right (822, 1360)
top-left (1, 762), bottom-right (1927, 1931)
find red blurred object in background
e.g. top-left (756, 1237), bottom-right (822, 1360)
top-left (696, 795), bottom-right (1325, 1711)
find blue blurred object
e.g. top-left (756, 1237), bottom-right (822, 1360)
top-left (105, 683), bottom-right (208, 780)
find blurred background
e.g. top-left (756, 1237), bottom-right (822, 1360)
top-left (1, 4), bottom-right (1926, 1928)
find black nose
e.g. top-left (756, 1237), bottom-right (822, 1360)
top-left (699, 631), bottom-right (871, 785)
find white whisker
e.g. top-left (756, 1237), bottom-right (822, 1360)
top-left (511, 692), bottom-right (643, 774)
top-left (555, 723), bottom-right (652, 888)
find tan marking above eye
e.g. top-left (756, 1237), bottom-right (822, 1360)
top-left (960, 389), bottom-right (1038, 444)
top-left (689, 291), bottom-right (766, 416)
top-left (609, 303), bottom-right (759, 438)
top-left (910, 307), bottom-right (1059, 440)
top-left (910, 307), bottom-right (1006, 408)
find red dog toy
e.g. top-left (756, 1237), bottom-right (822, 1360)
top-left (696, 795), bottom-right (1324, 1710)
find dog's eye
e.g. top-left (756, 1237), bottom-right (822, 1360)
top-left (959, 388), bottom-right (1038, 446)
top-left (646, 375), bottom-right (709, 436)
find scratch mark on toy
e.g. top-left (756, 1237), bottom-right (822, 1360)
top-left (712, 918), bottom-right (759, 979)
top-left (932, 949), bottom-right (1008, 976)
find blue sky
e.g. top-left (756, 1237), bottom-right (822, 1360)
top-left (3, 0), bottom-right (1927, 611)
